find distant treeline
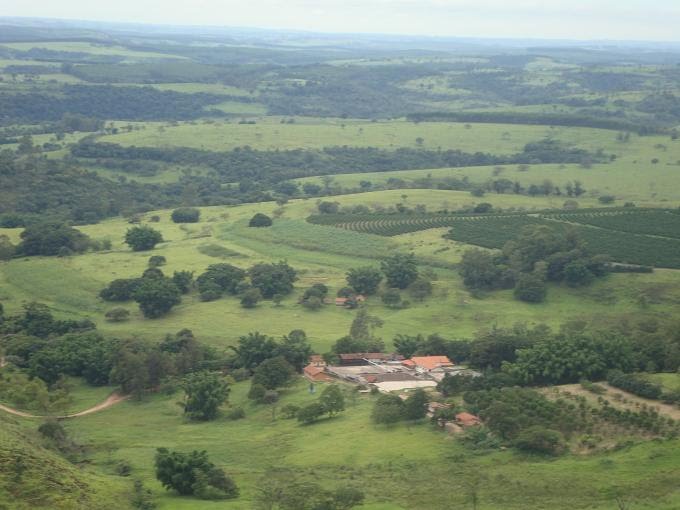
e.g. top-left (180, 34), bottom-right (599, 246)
top-left (407, 111), bottom-right (662, 134)
top-left (72, 138), bottom-right (605, 184)
top-left (0, 85), bottom-right (228, 125)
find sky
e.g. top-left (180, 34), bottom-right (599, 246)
top-left (2, 0), bottom-right (680, 42)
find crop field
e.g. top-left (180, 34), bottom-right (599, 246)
top-left (310, 208), bottom-right (680, 268)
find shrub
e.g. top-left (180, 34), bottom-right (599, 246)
top-left (514, 273), bottom-right (547, 303)
top-left (381, 288), bottom-right (402, 308)
top-left (248, 213), bottom-right (272, 227)
top-left (225, 407), bottom-right (245, 420)
top-left (125, 226), bottom-right (163, 251)
top-left (607, 370), bottom-right (663, 400)
top-left (514, 426), bottom-right (566, 455)
top-left (297, 402), bottom-right (326, 424)
top-left (240, 288), bottom-right (262, 308)
top-left (148, 255), bottom-right (166, 268)
top-left (281, 404), bottom-right (300, 419)
top-left (171, 208), bottom-right (200, 223)
top-left (105, 308), bottom-right (130, 322)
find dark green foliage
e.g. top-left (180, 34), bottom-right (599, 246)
top-left (248, 213), bottom-right (273, 227)
top-left (171, 208), bottom-right (200, 223)
top-left (248, 383), bottom-right (266, 401)
top-left (302, 296), bottom-right (323, 311)
top-left (240, 287), bottom-right (262, 308)
top-left (131, 479), bottom-right (156, 510)
top-left (458, 249), bottom-right (515, 291)
top-left (133, 278), bottom-right (181, 318)
top-left (249, 261), bottom-right (297, 298)
top-left (607, 370), bottom-right (663, 400)
top-left (100, 278), bottom-right (142, 301)
top-left (346, 266), bottom-right (383, 295)
top-left (105, 308), bottom-right (130, 322)
top-left (251, 356), bottom-right (295, 390)
top-left (381, 253), bottom-right (418, 289)
top-left (515, 426), bottom-right (566, 455)
top-left (125, 226), bottom-right (163, 251)
top-left (403, 388), bottom-right (429, 421)
top-left (319, 385), bottom-right (345, 417)
top-left (407, 277), bottom-right (433, 301)
top-left (277, 330), bottom-right (313, 372)
top-left (172, 271), bottom-right (194, 294)
top-left (154, 448), bottom-right (238, 499)
top-left (372, 394), bottom-right (405, 425)
top-left (513, 273), bottom-right (547, 303)
top-left (381, 288), bottom-right (402, 308)
top-left (225, 407), bottom-right (245, 420)
top-left (16, 223), bottom-right (90, 256)
top-left (148, 255), bottom-right (166, 268)
top-left (297, 402), bottom-right (326, 424)
top-left (196, 263), bottom-right (246, 296)
top-left (182, 371), bottom-right (230, 421)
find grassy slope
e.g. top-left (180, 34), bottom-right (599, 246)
top-left (56, 378), bottom-right (680, 510)
top-left (0, 413), bottom-right (131, 509)
top-left (2, 190), bottom-right (679, 352)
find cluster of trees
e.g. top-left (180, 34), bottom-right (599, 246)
top-left (0, 302), bottom-right (218, 399)
top-left (372, 389), bottom-right (428, 425)
top-left (171, 207), bottom-right (200, 223)
top-left (606, 370), bottom-right (663, 400)
top-left (6, 222), bottom-right (95, 257)
top-left (155, 448), bottom-right (238, 500)
top-left (458, 225), bottom-right (609, 302)
top-left (295, 385), bottom-right (346, 424)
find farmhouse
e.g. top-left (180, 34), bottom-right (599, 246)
top-left (403, 356), bottom-right (455, 374)
top-left (303, 364), bottom-right (334, 382)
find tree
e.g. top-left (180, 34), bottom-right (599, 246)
top-left (564, 260), bottom-right (594, 287)
top-left (171, 207), bottom-right (200, 223)
top-left (458, 249), bottom-right (514, 290)
top-left (297, 402), bottom-right (326, 424)
top-left (240, 288), bottom-right (262, 308)
top-left (302, 182), bottom-right (322, 195)
top-left (105, 308), bottom-right (130, 322)
top-left (148, 255), bottom-right (166, 268)
top-left (403, 388), bottom-right (428, 421)
top-left (125, 226), bottom-right (163, 251)
top-left (381, 288), bottom-right (402, 308)
top-left (515, 426), bottom-right (565, 455)
top-left (197, 263), bottom-right (245, 295)
top-left (319, 385), bottom-right (345, 417)
top-left (393, 334), bottom-right (422, 358)
top-left (154, 448), bottom-right (238, 499)
top-left (346, 266), bottom-right (383, 295)
top-left (372, 394), bottom-right (404, 425)
top-left (407, 277), bottom-right (432, 301)
top-left (513, 273), bottom-right (547, 303)
top-left (349, 307), bottom-right (383, 342)
top-left (317, 201), bottom-right (339, 214)
top-left (100, 278), bottom-right (141, 301)
top-left (302, 296), bottom-right (322, 311)
top-left (172, 270), bottom-right (194, 294)
top-left (252, 356), bottom-right (295, 390)
top-left (182, 371), bottom-right (230, 421)
top-left (381, 253), bottom-right (418, 289)
top-left (249, 213), bottom-right (273, 227)
top-left (133, 278), bottom-right (181, 318)
top-left (231, 332), bottom-right (279, 370)
top-left (249, 261), bottom-right (297, 298)
top-left (277, 330), bottom-right (313, 372)
top-left (248, 383), bottom-right (266, 401)
top-left (17, 223), bottom-right (90, 256)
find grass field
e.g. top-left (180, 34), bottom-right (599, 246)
top-left (1, 42), bottom-right (186, 60)
top-left (42, 377), bottom-right (680, 509)
top-left (2, 191), bottom-right (680, 351)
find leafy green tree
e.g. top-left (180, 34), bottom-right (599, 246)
top-left (319, 385), bottom-right (345, 417)
top-left (381, 288), bottom-right (402, 308)
top-left (148, 255), bottom-right (166, 267)
top-left (171, 207), bottom-right (200, 223)
top-left (302, 296), bottom-right (322, 311)
top-left (0, 234), bottom-right (15, 260)
top-left (332, 335), bottom-right (384, 355)
top-left (172, 270), bottom-right (194, 294)
top-left (349, 307), bottom-right (383, 342)
top-left (564, 260), bottom-right (594, 287)
top-left (196, 263), bottom-right (245, 295)
top-left (249, 261), bottom-right (297, 298)
top-left (277, 330), bottom-right (313, 372)
top-left (248, 383), bottom-right (266, 401)
top-left (182, 371), bottom-right (230, 421)
top-left (154, 448), bottom-right (238, 499)
top-left (458, 248), bottom-right (514, 290)
top-left (515, 426), bottom-right (565, 455)
top-left (105, 308), bottom-right (130, 322)
top-left (252, 356), bottom-right (295, 390)
top-left (133, 278), bottom-right (181, 318)
top-left (230, 332), bottom-right (279, 370)
top-left (248, 213), bottom-right (273, 227)
top-left (393, 334), bottom-right (422, 358)
top-left (372, 394), bottom-right (404, 425)
top-left (297, 402), bottom-right (326, 424)
top-left (513, 272), bottom-right (547, 303)
top-left (125, 226), bottom-right (163, 251)
top-left (407, 277), bottom-right (433, 301)
top-left (403, 388), bottom-right (428, 421)
top-left (100, 278), bottom-right (142, 301)
top-left (17, 223), bottom-right (91, 256)
top-left (346, 267), bottom-right (383, 295)
top-left (240, 287), bottom-right (262, 308)
top-left (381, 253), bottom-right (418, 289)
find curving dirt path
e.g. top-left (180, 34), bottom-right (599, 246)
top-left (0, 391), bottom-right (128, 419)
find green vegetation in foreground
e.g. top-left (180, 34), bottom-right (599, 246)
top-left (50, 378), bottom-right (680, 509)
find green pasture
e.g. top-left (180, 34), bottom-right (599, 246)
top-left (2, 192), bottom-right (680, 351)
top-left (98, 119), bottom-right (624, 153)
top-left (149, 83), bottom-right (256, 96)
top-left (44, 377), bottom-right (680, 509)
top-left (1, 42), bottom-right (186, 60)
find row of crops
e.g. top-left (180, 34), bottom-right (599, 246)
top-left (307, 208), bottom-right (680, 268)
top-left (541, 209), bottom-right (680, 239)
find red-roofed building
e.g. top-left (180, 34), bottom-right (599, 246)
top-left (406, 356), bottom-right (455, 374)
top-left (303, 364), bottom-right (334, 382)
top-left (455, 412), bottom-right (481, 427)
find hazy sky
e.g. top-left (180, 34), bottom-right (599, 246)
top-left (3, 0), bottom-right (680, 41)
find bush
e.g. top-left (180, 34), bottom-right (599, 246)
top-left (171, 208), bottom-right (200, 223)
top-left (607, 370), bottom-right (663, 400)
top-left (125, 226), bottom-right (163, 251)
top-left (514, 426), bottom-right (566, 455)
top-left (346, 267), bottom-right (383, 295)
top-left (240, 288), bottom-right (262, 308)
top-left (248, 213), bottom-right (272, 227)
top-left (225, 407), bottom-right (245, 420)
top-left (381, 288), bottom-right (402, 308)
top-left (302, 296), bottom-right (323, 311)
top-left (105, 308), bottom-right (130, 322)
top-left (199, 283), bottom-right (223, 302)
top-left (148, 255), bottom-right (166, 268)
top-left (297, 402), bottom-right (326, 424)
top-left (100, 278), bottom-right (141, 301)
top-left (281, 404), bottom-right (300, 419)
top-left (514, 273), bottom-right (547, 303)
